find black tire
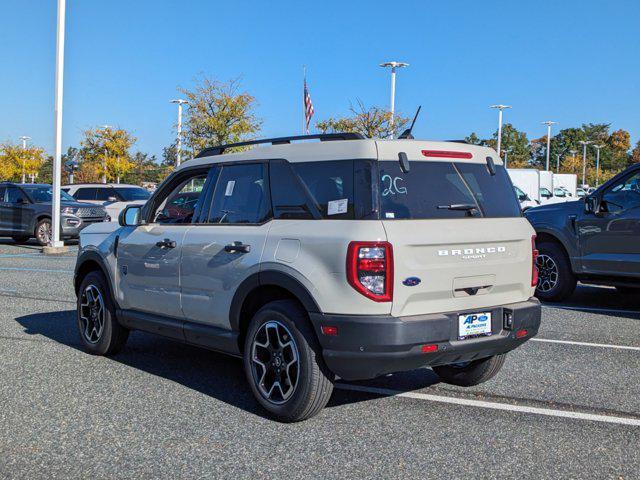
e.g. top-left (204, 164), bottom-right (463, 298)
top-left (77, 271), bottom-right (129, 355)
top-left (34, 218), bottom-right (52, 246)
top-left (433, 354), bottom-right (507, 387)
top-left (243, 300), bottom-right (334, 422)
top-left (535, 241), bottom-right (577, 302)
top-left (12, 236), bottom-right (30, 244)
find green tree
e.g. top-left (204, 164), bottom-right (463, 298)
top-left (464, 132), bottom-right (484, 146)
top-left (605, 129), bottom-right (631, 170)
top-left (316, 100), bottom-right (408, 138)
top-left (486, 123), bottom-right (530, 168)
top-left (632, 140), bottom-right (640, 164)
top-left (0, 143), bottom-right (46, 182)
top-left (179, 77), bottom-right (262, 156)
top-left (80, 126), bottom-right (136, 183)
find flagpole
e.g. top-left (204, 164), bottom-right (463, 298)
top-left (303, 65), bottom-right (306, 134)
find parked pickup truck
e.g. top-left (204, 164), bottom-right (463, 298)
top-left (525, 163), bottom-right (640, 301)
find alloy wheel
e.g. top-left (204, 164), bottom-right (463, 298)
top-left (79, 285), bottom-right (106, 344)
top-left (37, 221), bottom-right (52, 245)
top-left (536, 254), bottom-right (559, 292)
top-left (250, 320), bottom-right (300, 405)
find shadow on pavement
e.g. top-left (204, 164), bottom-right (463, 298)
top-left (544, 284), bottom-right (640, 319)
top-left (15, 309), bottom-right (440, 417)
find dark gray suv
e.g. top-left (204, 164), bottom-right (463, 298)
top-left (525, 164), bottom-right (640, 301)
top-left (0, 183), bottom-right (107, 246)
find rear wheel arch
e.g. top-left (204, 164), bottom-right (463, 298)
top-left (535, 232), bottom-right (572, 264)
top-left (232, 271), bottom-right (321, 353)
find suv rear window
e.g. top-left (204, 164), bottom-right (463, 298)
top-left (378, 161), bottom-right (521, 219)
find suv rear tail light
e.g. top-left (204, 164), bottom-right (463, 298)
top-left (347, 241), bottom-right (393, 302)
top-left (531, 235), bottom-right (539, 287)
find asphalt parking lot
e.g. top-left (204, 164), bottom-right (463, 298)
top-left (0, 241), bottom-right (638, 479)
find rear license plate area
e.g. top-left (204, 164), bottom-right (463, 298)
top-left (458, 312), bottom-right (492, 340)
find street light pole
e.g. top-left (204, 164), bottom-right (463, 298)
top-left (50, 0), bottom-right (66, 250)
top-left (578, 140), bottom-right (592, 187)
top-left (100, 125), bottom-right (112, 184)
top-left (490, 105), bottom-right (512, 156)
top-left (555, 153), bottom-right (561, 173)
top-left (170, 99), bottom-right (188, 167)
top-left (592, 144), bottom-right (604, 187)
top-left (503, 147), bottom-right (512, 168)
top-left (380, 61), bottom-right (409, 137)
top-left (541, 121), bottom-right (557, 171)
top-left (18, 135), bottom-right (31, 184)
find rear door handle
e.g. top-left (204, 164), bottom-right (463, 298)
top-left (224, 241), bottom-right (251, 253)
top-left (156, 238), bottom-right (177, 249)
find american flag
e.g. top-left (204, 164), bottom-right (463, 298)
top-left (304, 79), bottom-right (314, 133)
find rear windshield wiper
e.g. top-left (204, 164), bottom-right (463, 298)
top-left (437, 203), bottom-right (477, 211)
top-left (437, 204), bottom-right (479, 216)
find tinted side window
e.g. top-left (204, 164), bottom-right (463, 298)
top-left (270, 161), bottom-right (314, 219)
top-left (74, 188), bottom-right (97, 200)
top-left (207, 164), bottom-right (270, 224)
top-left (291, 160), bottom-right (354, 219)
top-left (602, 171), bottom-right (640, 213)
top-left (456, 164), bottom-right (522, 217)
top-left (0, 187), bottom-right (6, 202)
top-left (95, 188), bottom-right (114, 201)
top-left (6, 187), bottom-right (27, 204)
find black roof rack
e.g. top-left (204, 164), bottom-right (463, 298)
top-left (194, 132), bottom-right (366, 158)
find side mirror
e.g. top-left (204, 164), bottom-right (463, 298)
top-left (107, 196), bottom-right (118, 203)
top-left (518, 194), bottom-right (527, 201)
top-left (584, 196), bottom-right (599, 214)
top-left (119, 205), bottom-right (142, 227)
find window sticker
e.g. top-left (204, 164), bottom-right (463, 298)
top-left (224, 180), bottom-right (236, 196)
top-left (327, 198), bottom-right (348, 215)
top-left (385, 212), bottom-right (395, 218)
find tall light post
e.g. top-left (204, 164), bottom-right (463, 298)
top-left (503, 147), bottom-right (513, 168)
top-left (592, 144), bottom-right (604, 187)
top-left (18, 135), bottom-right (31, 183)
top-left (170, 99), bottom-right (188, 167)
top-left (490, 105), bottom-right (512, 156)
top-left (541, 121), bottom-right (557, 171)
top-left (380, 61), bottom-right (409, 137)
top-left (49, 0), bottom-right (66, 251)
top-left (100, 125), bottom-right (112, 184)
top-left (578, 140), bottom-right (592, 187)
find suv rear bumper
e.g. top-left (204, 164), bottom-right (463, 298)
top-left (310, 298), bottom-right (541, 381)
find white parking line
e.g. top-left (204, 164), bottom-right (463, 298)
top-left (335, 383), bottom-right (640, 427)
top-left (531, 337), bottom-right (640, 352)
top-left (543, 305), bottom-right (639, 316)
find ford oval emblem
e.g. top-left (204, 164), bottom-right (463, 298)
top-left (402, 277), bottom-right (421, 287)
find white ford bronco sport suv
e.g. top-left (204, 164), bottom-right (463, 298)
top-left (74, 133), bottom-right (541, 422)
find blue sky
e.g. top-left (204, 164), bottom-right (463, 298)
top-left (1, 0), bottom-right (639, 159)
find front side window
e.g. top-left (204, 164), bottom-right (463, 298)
top-left (95, 188), bottom-right (115, 201)
top-left (378, 161), bottom-right (521, 220)
top-left (154, 174), bottom-right (209, 224)
top-left (602, 171), bottom-right (640, 213)
top-left (207, 163), bottom-right (270, 224)
top-left (6, 187), bottom-right (27, 204)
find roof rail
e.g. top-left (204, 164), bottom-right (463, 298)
top-left (194, 132), bottom-right (366, 158)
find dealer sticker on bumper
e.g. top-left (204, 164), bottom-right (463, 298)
top-left (458, 312), bottom-right (492, 340)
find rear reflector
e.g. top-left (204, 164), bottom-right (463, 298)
top-left (421, 344), bottom-right (438, 353)
top-left (321, 325), bottom-right (338, 336)
top-left (531, 235), bottom-right (539, 287)
top-left (421, 150), bottom-right (473, 159)
top-left (516, 329), bottom-right (528, 338)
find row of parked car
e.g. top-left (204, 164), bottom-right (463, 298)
top-left (0, 182), bottom-right (150, 245)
